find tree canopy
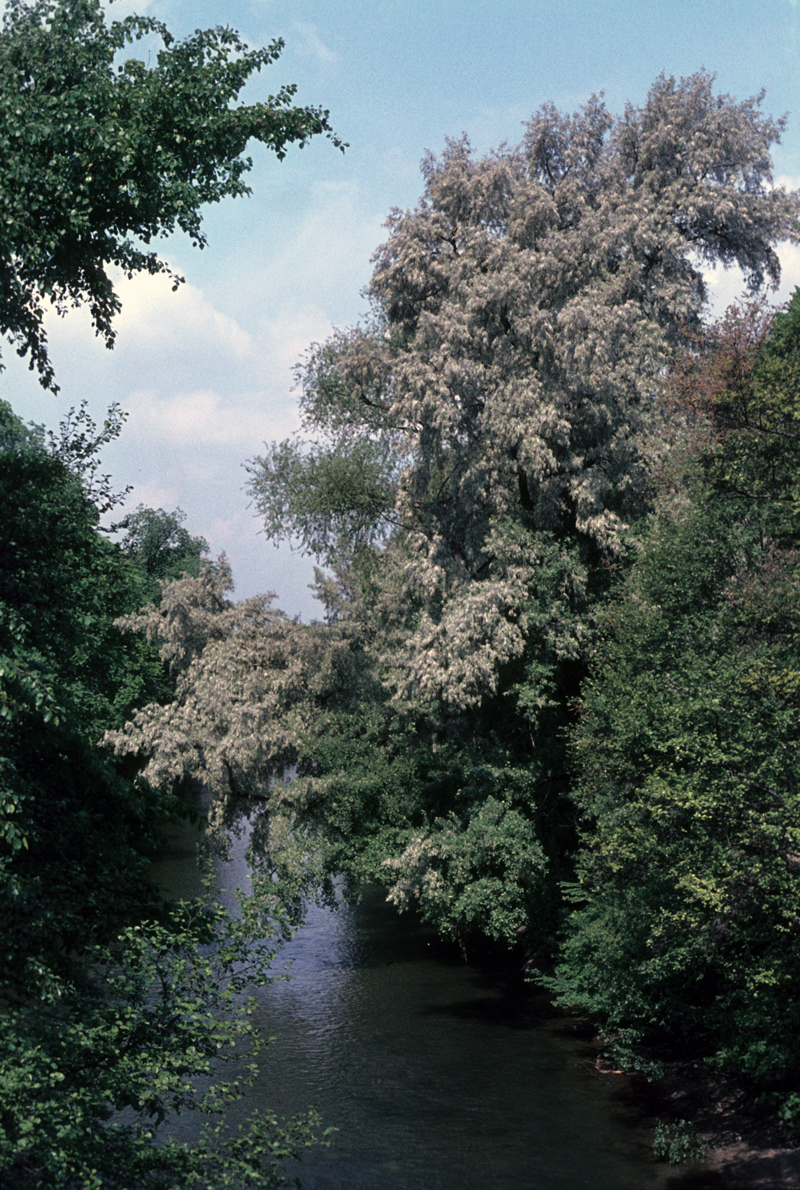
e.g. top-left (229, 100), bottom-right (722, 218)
top-left (552, 293), bottom-right (800, 1113)
top-left (115, 74), bottom-right (800, 970)
top-left (0, 0), bottom-right (344, 390)
top-left (249, 72), bottom-right (799, 714)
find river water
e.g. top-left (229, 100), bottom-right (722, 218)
top-left (152, 812), bottom-right (723, 1190)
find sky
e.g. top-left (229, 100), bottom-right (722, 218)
top-left (5, 0), bottom-right (800, 618)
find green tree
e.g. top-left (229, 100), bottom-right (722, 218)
top-left (0, 0), bottom-right (344, 390)
top-left (551, 294), bottom-right (800, 1116)
top-left (0, 399), bottom-right (169, 736)
top-left (116, 503), bottom-right (211, 604)
top-left (0, 404), bottom-right (323, 1187)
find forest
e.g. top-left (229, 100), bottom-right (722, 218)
top-left (2, 1), bottom-right (800, 1186)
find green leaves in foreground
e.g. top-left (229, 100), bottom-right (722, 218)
top-left (0, 902), bottom-right (326, 1189)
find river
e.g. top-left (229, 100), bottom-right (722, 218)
top-left (151, 810), bottom-right (723, 1189)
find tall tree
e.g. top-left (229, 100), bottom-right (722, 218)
top-left (0, 0), bottom-right (344, 390)
top-left (252, 72), bottom-right (798, 709)
top-left (242, 73), bottom-right (800, 946)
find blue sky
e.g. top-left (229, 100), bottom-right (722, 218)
top-left (7, 0), bottom-right (800, 617)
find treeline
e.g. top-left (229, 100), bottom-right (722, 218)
top-left (109, 73), bottom-right (800, 1144)
top-left (558, 293), bottom-right (800, 1107)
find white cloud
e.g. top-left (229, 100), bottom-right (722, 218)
top-left (114, 480), bottom-right (182, 519)
top-left (290, 21), bottom-right (337, 65)
top-left (113, 272), bottom-right (254, 364)
top-left (124, 387), bottom-right (299, 450)
top-left (100, 0), bottom-right (155, 13)
top-left (242, 179), bottom-right (384, 312)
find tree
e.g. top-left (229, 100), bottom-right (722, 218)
top-left (0, 0), bottom-right (344, 390)
top-left (251, 72), bottom-right (798, 706)
top-left (116, 503), bottom-right (211, 604)
top-left (242, 73), bottom-right (799, 947)
top-left (0, 403), bottom-right (324, 1187)
top-left (551, 294), bottom-right (800, 1117)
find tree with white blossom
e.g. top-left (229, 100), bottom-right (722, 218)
top-left (124, 72), bottom-right (800, 950)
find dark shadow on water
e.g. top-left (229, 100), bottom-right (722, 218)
top-left (149, 846), bottom-right (734, 1189)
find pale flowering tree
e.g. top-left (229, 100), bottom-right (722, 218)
top-left (250, 72), bottom-right (799, 716)
top-left (132, 73), bottom-right (800, 949)
top-left (105, 560), bottom-right (351, 913)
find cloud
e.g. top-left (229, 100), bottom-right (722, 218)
top-left (290, 21), bottom-right (337, 65)
top-left (123, 387), bottom-right (299, 450)
top-left (114, 480), bottom-right (183, 520)
top-left (39, 268), bottom-right (283, 403)
top-left (113, 272), bottom-right (254, 362)
top-left (231, 179), bottom-right (385, 332)
top-left (100, 0), bottom-right (155, 13)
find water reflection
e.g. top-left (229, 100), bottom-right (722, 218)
top-left (149, 810), bottom-right (723, 1189)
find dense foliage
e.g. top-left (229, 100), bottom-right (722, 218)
top-left (111, 75), bottom-right (800, 1138)
top-left (244, 72), bottom-right (798, 948)
top-left (552, 293), bottom-right (800, 1110)
top-left (0, 405), bottom-right (323, 1186)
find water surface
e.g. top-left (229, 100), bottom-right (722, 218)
top-left (151, 812), bottom-right (721, 1189)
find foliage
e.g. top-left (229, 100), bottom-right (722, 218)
top-left (0, 406), bottom-right (323, 1186)
top-left (653, 1120), bottom-right (708, 1165)
top-left (44, 399), bottom-right (132, 512)
top-left (110, 73), bottom-right (800, 1024)
top-left (0, 4), bottom-right (344, 1176)
top-left (246, 435), bottom-right (400, 569)
top-left (116, 503), bottom-right (211, 604)
top-left (251, 75), bottom-right (798, 692)
top-left (383, 789), bottom-right (546, 949)
top-left (0, 0), bottom-right (344, 390)
top-left (1, 903), bottom-right (324, 1190)
top-left (240, 73), bottom-right (799, 948)
top-left (0, 399), bottom-right (169, 736)
top-left (551, 294), bottom-right (800, 1104)
top-left (109, 71), bottom-right (800, 955)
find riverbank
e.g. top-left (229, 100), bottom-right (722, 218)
top-left (709, 1143), bottom-right (800, 1187)
top-left (592, 1043), bottom-right (800, 1186)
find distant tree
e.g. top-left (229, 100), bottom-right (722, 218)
top-left (0, 0), bottom-right (344, 390)
top-left (116, 503), bottom-right (211, 603)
